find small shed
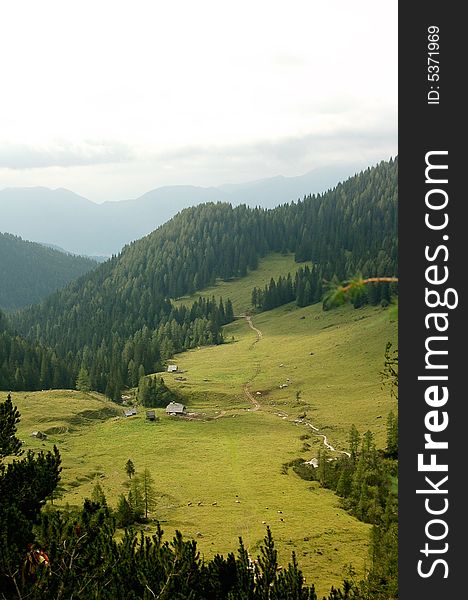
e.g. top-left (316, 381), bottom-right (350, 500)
top-left (146, 410), bottom-right (158, 421)
top-left (165, 402), bottom-right (186, 416)
top-left (31, 431), bottom-right (47, 440)
top-left (123, 408), bottom-right (137, 417)
top-left (167, 365), bottom-right (178, 373)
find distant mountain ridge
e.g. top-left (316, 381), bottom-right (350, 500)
top-left (38, 241), bottom-right (108, 263)
top-left (0, 162), bottom-right (368, 256)
top-left (0, 232), bottom-right (98, 310)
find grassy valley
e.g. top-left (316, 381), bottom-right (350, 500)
top-left (10, 255), bottom-right (396, 595)
top-left (2, 161), bottom-right (398, 598)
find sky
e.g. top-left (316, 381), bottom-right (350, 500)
top-left (0, 0), bottom-right (397, 203)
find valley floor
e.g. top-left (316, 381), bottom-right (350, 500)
top-left (12, 300), bottom-right (396, 596)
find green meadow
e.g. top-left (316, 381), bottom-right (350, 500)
top-left (14, 389), bottom-right (370, 597)
top-left (167, 302), bottom-right (397, 448)
top-left (174, 252), bottom-right (307, 314)
top-left (10, 255), bottom-right (397, 596)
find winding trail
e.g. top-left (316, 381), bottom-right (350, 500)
top-left (243, 380), bottom-right (261, 411)
top-left (239, 314), bottom-right (349, 456)
top-left (304, 423), bottom-right (350, 457)
top-left (242, 316), bottom-right (262, 410)
top-left (245, 315), bottom-right (263, 345)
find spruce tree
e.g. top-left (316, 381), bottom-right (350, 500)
top-left (125, 458), bottom-right (135, 479)
top-left (76, 367), bottom-right (91, 392)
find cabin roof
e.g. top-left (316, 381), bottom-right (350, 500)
top-left (165, 402), bottom-right (186, 413)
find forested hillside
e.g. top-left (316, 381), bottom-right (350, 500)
top-left (12, 159), bottom-right (397, 398)
top-left (0, 233), bottom-right (98, 310)
top-left (0, 309), bottom-right (74, 390)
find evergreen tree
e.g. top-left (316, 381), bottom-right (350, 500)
top-left (136, 468), bottom-right (158, 519)
top-left (128, 478), bottom-right (145, 521)
top-left (0, 394), bottom-right (22, 459)
top-left (225, 298), bottom-right (234, 322)
top-left (251, 287), bottom-right (258, 308)
top-left (125, 458), bottom-right (135, 479)
top-left (90, 479), bottom-right (107, 506)
top-left (115, 494), bottom-right (134, 527)
top-left (348, 424), bottom-right (361, 464)
top-left (76, 366), bottom-right (91, 392)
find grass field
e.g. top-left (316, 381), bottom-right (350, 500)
top-left (9, 255), bottom-right (397, 596)
top-left (13, 390), bottom-right (370, 596)
top-left (174, 252), bottom-right (308, 314)
top-left (166, 302), bottom-right (397, 448)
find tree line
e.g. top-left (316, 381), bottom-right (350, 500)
top-left (0, 311), bottom-right (74, 391)
top-left (252, 265), bottom-right (325, 311)
top-left (252, 266), bottom-right (398, 313)
top-left (1, 295), bottom-right (233, 400)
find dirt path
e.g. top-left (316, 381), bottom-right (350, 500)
top-left (238, 315), bottom-right (349, 456)
top-left (245, 315), bottom-right (263, 345)
top-left (243, 316), bottom-right (262, 410)
top-left (244, 382), bottom-right (261, 411)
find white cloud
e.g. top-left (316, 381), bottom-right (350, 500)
top-left (0, 0), bottom-right (397, 200)
top-left (0, 140), bottom-right (134, 169)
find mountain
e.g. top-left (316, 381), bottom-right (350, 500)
top-left (12, 159), bottom-right (397, 398)
top-left (0, 162), bottom-right (366, 256)
top-left (38, 242), bottom-right (108, 263)
top-left (0, 232), bottom-right (98, 310)
top-left (219, 164), bottom-right (363, 206)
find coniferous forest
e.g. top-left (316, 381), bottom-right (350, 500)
top-left (5, 159), bottom-right (397, 399)
top-left (252, 265), bottom-right (397, 313)
top-left (0, 311), bottom-right (75, 391)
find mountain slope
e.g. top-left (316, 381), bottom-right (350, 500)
top-left (0, 162), bottom-right (367, 255)
top-left (0, 232), bottom-right (98, 310)
top-left (0, 308), bottom-right (74, 389)
top-left (12, 159), bottom-right (397, 398)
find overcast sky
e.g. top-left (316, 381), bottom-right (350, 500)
top-left (0, 0), bottom-right (397, 203)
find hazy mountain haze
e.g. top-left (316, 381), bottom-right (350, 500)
top-left (0, 162), bottom-right (366, 256)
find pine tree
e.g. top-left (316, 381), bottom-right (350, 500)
top-left (251, 287), bottom-right (258, 308)
top-left (125, 458), bottom-right (135, 479)
top-left (348, 424), bottom-right (360, 463)
top-left (137, 468), bottom-right (158, 519)
top-left (128, 478), bottom-right (145, 521)
top-left (225, 298), bottom-right (234, 322)
top-left (0, 394), bottom-right (23, 459)
top-left (76, 366), bottom-right (91, 392)
top-left (115, 494), bottom-right (134, 527)
top-left (91, 479), bottom-right (107, 506)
